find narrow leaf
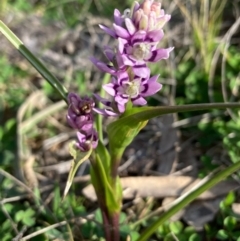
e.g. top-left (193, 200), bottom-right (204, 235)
top-left (136, 160), bottom-right (240, 241)
top-left (0, 20), bottom-right (68, 102)
top-left (108, 103), bottom-right (240, 151)
top-left (95, 140), bottom-right (111, 173)
top-left (62, 142), bottom-right (92, 200)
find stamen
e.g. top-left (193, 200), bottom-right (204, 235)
top-left (133, 43), bottom-right (151, 60)
top-left (124, 81), bottom-right (140, 97)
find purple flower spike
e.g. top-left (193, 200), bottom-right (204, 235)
top-left (67, 93), bottom-right (98, 151)
top-left (90, 1), bottom-right (173, 116)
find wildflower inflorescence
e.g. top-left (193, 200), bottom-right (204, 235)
top-left (67, 93), bottom-right (98, 151)
top-left (91, 0), bottom-right (173, 115)
top-left (67, 0), bottom-right (173, 151)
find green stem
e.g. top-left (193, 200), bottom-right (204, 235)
top-left (90, 155), bottom-right (120, 241)
top-left (0, 20), bottom-right (68, 103)
top-left (109, 149), bottom-right (123, 184)
top-left (136, 161), bottom-right (240, 241)
top-left (96, 73), bottom-right (111, 142)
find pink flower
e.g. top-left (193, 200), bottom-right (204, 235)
top-left (67, 93), bottom-right (98, 151)
top-left (102, 69), bottom-right (162, 111)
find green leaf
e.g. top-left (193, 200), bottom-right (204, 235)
top-left (1, 220), bottom-right (11, 232)
top-left (1, 233), bottom-right (12, 241)
top-left (224, 216), bottom-right (237, 231)
top-left (183, 226), bottom-right (195, 236)
top-left (15, 209), bottom-right (36, 227)
top-left (25, 208), bottom-right (35, 217)
top-left (163, 233), bottom-right (175, 241)
top-left (120, 224), bottom-right (131, 237)
top-left (157, 223), bottom-right (170, 236)
top-left (129, 231), bottom-right (140, 241)
top-left (95, 208), bottom-right (103, 223)
top-left (216, 229), bottom-right (229, 240)
top-left (169, 221), bottom-right (183, 234)
top-left (45, 228), bottom-right (65, 239)
top-left (63, 142), bottom-right (92, 200)
top-left (119, 212), bottom-right (127, 223)
top-left (53, 186), bottom-right (61, 214)
top-left (135, 160), bottom-right (240, 241)
top-left (232, 231), bottom-right (240, 240)
top-left (3, 204), bottom-right (13, 213)
top-left (0, 21), bottom-right (68, 102)
top-left (90, 154), bottom-right (121, 213)
top-left (108, 103), bottom-right (240, 160)
top-left (23, 216), bottom-right (35, 226)
top-left (224, 191), bottom-right (235, 206)
top-left (95, 140), bottom-right (110, 173)
top-left (189, 233), bottom-right (201, 241)
top-left (15, 210), bottom-right (25, 222)
top-left (220, 200), bottom-right (231, 214)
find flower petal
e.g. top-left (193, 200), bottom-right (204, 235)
top-left (114, 9), bottom-right (124, 25)
top-left (90, 57), bottom-right (116, 74)
top-left (156, 14), bottom-right (171, 29)
top-left (141, 76), bottom-right (162, 97)
top-left (122, 54), bottom-right (135, 66)
top-left (146, 47), bottom-right (174, 62)
top-left (132, 64), bottom-right (150, 78)
top-left (115, 95), bottom-right (129, 105)
top-left (93, 94), bottom-right (112, 107)
top-left (117, 71), bottom-right (129, 85)
top-left (132, 96), bottom-right (147, 105)
top-left (67, 115), bottom-right (77, 129)
top-left (103, 83), bottom-right (116, 96)
top-left (113, 24), bottom-right (130, 39)
top-left (146, 29), bottom-right (164, 42)
top-left (81, 122), bottom-right (94, 133)
top-left (132, 1), bottom-right (140, 16)
top-left (131, 30), bottom-right (147, 45)
top-left (77, 131), bottom-right (86, 143)
top-left (118, 38), bottom-right (128, 53)
top-left (103, 46), bottom-right (115, 62)
top-left (117, 103), bottom-right (125, 113)
top-left (99, 24), bottom-right (117, 38)
top-left (93, 107), bottom-right (119, 117)
top-left (125, 18), bottom-right (136, 35)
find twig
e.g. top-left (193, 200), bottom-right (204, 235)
top-left (20, 220), bottom-right (68, 240)
top-left (20, 214), bottom-right (99, 241)
top-left (0, 202), bottom-right (19, 234)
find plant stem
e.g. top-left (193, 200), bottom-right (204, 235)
top-left (96, 73), bottom-right (111, 142)
top-left (101, 207), bottom-right (112, 241)
top-left (90, 156), bottom-right (121, 241)
top-left (0, 20), bottom-right (68, 103)
top-left (96, 192), bottom-right (120, 241)
top-left (136, 161), bottom-right (240, 241)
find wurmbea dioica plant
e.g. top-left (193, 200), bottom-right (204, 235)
top-left (1, 0), bottom-right (240, 240)
top-left (66, 1), bottom-right (173, 239)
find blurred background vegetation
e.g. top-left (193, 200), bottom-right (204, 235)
top-left (0, 0), bottom-right (240, 240)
